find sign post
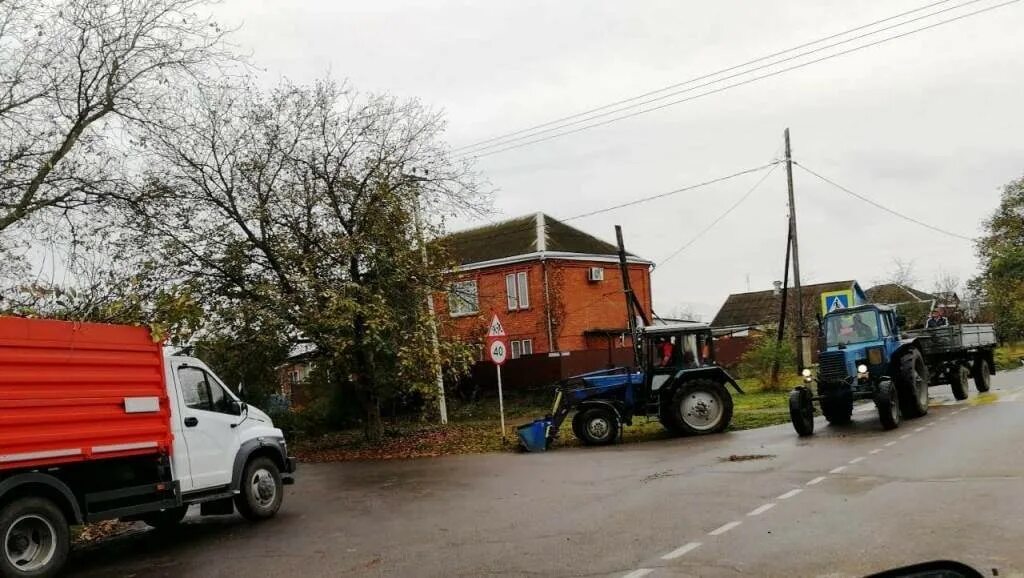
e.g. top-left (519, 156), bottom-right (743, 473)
top-left (487, 314), bottom-right (508, 440)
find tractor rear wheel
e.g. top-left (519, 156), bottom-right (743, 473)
top-left (788, 388), bottom-right (814, 436)
top-left (574, 407), bottom-right (619, 446)
top-left (671, 379), bottom-right (733, 435)
top-left (821, 391), bottom-right (853, 425)
top-left (897, 349), bottom-right (930, 418)
top-left (875, 381), bottom-right (901, 430)
top-left (973, 358), bottom-right (991, 392)
top-left (949, 364), bottom-right (970, 401)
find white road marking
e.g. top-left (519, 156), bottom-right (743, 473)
top-left (848, 457), bottom-right (865, 464)
top-left (806, 476), bottom-right (827, 485)
top-left (914, 427), bottom-right (926, 432)
top-left (899, 433), bottom-right (912, 440)
top-left (777, 488), bottom-right (804, 500)
top-left (623, 569), bottom-right (654, 578)
top-left (662, 542), bottom-right (702, 560)
top-left (829, 466), bottom-right (847, 474)
top-left (869, 448), bottom-right (883, 454)
top-left (709, 521), bottom-right (742, 536)
top-left (747, 503), bottom-right (776, 516)
top-left (884, 441), bottom-right (898, 447)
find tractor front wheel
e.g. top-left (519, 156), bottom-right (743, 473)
top-left (789, 388), bottom-right (814, 437)
top-left (875, 381), bottom-right (901, 430)
top-left (574, 407), bottom-right (620, 446)
top-left (821, 391), bottom-right (853, 425)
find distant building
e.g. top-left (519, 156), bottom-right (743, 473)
top-left (438, 213), bottom-right (653, 389)
top-left (865, 283), bottom-right (961, 326)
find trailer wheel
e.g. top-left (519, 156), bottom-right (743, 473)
top-left (0, 497), bottom-right (69, 578)
top-left (821, 391), bottom-right (853, 425)
top-left (235, 457), bottom-right (284, 522)
top-left (949, 364), bottom-right (970, 401)
top-left (671, 379), bottom-right (733, 435)
top-left (141, 506), bottom-right (188, 530)
top-left (897, 349), bottom-right (930, 418)
top-left (788, 388), bottom-right (814, 436)
top-left (973, 358), bottom-right (991, 392)
top-left (574, 407), bottom-right (620, 446)
top-left (875, 381), bottom-right (901, 430)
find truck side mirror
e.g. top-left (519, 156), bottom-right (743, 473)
top-left (230, 400), bottom-right (247, 416)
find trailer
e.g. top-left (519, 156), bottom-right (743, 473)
top-left (903, 323), bottom-right (997, 400)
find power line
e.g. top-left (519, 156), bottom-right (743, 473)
top-left (453, 0), bottom-right (962, 155)
top-left (794, 161), bottom-right (975, 241)
top-left (440, 162), bottom-right (780, 248)
top-left (657, 162), bottom-right (781, 268)
top-left (456, 0), bottom-right (1018, 160)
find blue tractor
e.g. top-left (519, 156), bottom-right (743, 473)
top-left (788, 304), bottom-right (930, 435)
top-left (517, 322), bottom-right (744, 450)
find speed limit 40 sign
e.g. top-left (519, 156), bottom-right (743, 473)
top-left (488, 338), bottom-right (508, 366)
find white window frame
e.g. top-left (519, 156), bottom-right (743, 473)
top-left (506, 271), bottom-right (529, 311)
top-left (521, 339), bottom-right (533, 356)
top-left (448, 280), bottom-right (479, 317)
top-left (511, 340), bottom-right (522, 359)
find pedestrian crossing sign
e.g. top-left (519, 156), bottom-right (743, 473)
top-left (821, 290), bottom-right (853, 316)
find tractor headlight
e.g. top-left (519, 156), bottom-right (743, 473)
top-left (857, 364), bottom-right (868, 375)
top-left (802, 368), bottom-right (812, 377)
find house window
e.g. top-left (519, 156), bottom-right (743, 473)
top-left (506, 271), bottom-right (529, 310)
top-left (448, 280), bottom-right (479, 316)
top-left (510, 339), bottom-right (533, 359)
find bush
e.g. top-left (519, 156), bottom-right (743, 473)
top-left (739, 336), bottom-right (796, 391)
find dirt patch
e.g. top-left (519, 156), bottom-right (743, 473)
top-left (721, 453), bottom-right (776, 462)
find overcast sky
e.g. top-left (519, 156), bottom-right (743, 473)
top-left (218, 0), bottom-right (1024, 320)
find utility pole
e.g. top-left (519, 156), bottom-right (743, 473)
top-left (771, 226), bottom-right (793, 387)
top-left (784, 128), bottom-right (806, 372)
top-left (407, 171), bottom-right (448, 425)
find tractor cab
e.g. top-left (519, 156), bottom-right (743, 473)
top-left (641, 323), bottom-right (719, 396)
top-left (819, 304), bottom-right (903, 383)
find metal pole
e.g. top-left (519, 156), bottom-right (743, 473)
top-left (784, 128), bottom-right (806, 373)
top-left (410, 179), bottom-right (448, 425)
top-left (497, 364), bottom-right (506, 440)
top-left (772, 227), bottom-right (793, 387)
top-left (615, 225), bottom-right (641, 368)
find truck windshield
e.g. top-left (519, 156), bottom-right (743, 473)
top-left (825, 311), bottom-right (880, 347)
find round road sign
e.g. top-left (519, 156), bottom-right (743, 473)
top-left (488, 339), bottom-right (508, 366)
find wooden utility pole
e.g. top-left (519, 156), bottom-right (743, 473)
top-left (784, 128), bottom-right (806, 372)
top-left (772, 226), bottom-right (793, 387)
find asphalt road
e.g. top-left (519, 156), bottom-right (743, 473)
top-left (66, 368), bottom-right (1024, 578)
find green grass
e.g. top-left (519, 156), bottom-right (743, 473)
top-left (294, 378), bottom-right (798, 461)
top-left (994, 343), bottom-right (1024, 371)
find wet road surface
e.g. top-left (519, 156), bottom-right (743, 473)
top-left (66, 369), bottom-right (1024, 577)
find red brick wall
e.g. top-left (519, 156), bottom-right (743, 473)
top-left (435, 258), bottom-right (652, 355)
top-left (548, 260), bottom-right (652, 351)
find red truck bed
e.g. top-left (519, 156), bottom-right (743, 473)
top-left (0, 316), bottom-right (172, 471)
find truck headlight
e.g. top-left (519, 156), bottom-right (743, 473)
top-left (802, 368), bottom-right (812, 377)
top-left (857, 364), bottom-right (868, 375)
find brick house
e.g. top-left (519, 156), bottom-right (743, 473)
top-left (437, 213), bottom-right (653, 388)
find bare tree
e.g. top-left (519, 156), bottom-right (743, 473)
top-left (0, 0), bottom-right (232, 235)
top-left (887, 257), bottom-right (918, 288)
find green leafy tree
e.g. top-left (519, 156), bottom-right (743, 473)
top-left (121, 78), bottom-right (487, 441)
top-left (974, 175), bottom-right (1024, 342)
top-left (739, 329), bottom-right (796, 391)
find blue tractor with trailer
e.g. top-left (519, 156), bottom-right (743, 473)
top-left (516, 224), bottom-right (743, 451)
top-left (517, 322), bottom-right (744, 451)
top-left (788, 302), bottom-right (997, 435)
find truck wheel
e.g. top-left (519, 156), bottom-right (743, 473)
top-left (0, 497), bottom-right (69, 578)
top-left (141, 506), bottom-right (188, 530)
top-left (897, 349), bottom-right (930, 418)
top-left (788, 388), bottom-right (814, 437)
top-left (949, 365), bottom-right (970, 401)
top-left (574, 407), bottom-right (620, 446)
top-left (671, 380), bottom-right (733, 435)
top-left (235, 457), bottom-right (284, 522)
top-left (973, 358), bottom-right (991, 392)
top-left (875, 381), bottom-right (901, 430)
top-left (821, 391), bottom-right (853, 425)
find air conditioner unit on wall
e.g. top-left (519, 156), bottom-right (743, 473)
top-left (587, 267), bottom-right (604, 282)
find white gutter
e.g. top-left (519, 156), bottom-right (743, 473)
top-left (453, 251), bottom-right (654, 272)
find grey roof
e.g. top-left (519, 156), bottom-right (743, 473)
top-left (711, 280), bottom-right (860, 329)
top-left (441, 212), bottom-right (644, 266)
top-left (865, 284), bottom-right (936, 304)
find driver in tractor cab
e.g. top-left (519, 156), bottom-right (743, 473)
top-left (658, 337), bottom-right (674, 366)
top-left (852, 313), bottom-right (876, 340)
